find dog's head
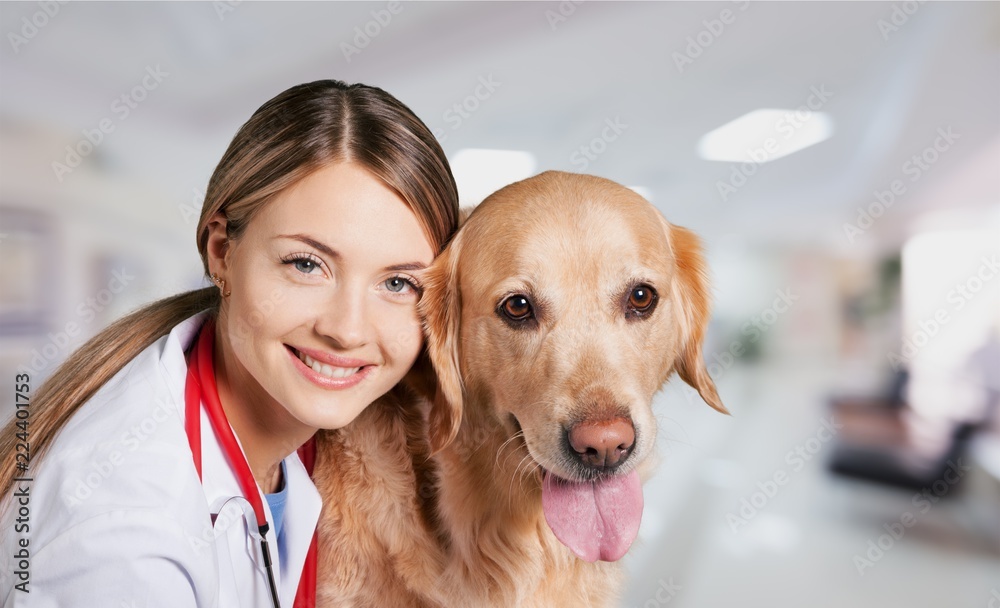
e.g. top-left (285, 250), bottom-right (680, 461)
top-left (419, 171), bottom-right (726, 561)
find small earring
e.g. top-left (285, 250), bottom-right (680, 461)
top-left (211, 273), bottom-right (231, 298)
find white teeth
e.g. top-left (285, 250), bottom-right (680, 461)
top-left (297, 351), bottom-right (362, 379)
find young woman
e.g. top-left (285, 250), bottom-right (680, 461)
top-left (0, 80), bottom-right (459, 607)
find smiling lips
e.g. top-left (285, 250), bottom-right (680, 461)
top-left (299, 351), bottom-right (361, 378)
top-left (288, 345), bottom-right (373, 387)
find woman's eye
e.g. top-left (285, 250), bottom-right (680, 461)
top-left (293, 258), bottom-right (318, 274)
top-left (384, 276), bottom-right (420, 294)
top-left (281, 255), bottom-right (322, 275)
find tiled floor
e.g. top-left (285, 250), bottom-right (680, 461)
top-left (618, 363), bottom-right (1000, 608)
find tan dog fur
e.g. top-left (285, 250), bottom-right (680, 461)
top-left (313, 171), bottom-right (726, 607)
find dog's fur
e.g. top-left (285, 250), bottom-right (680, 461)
top-left (313, 171), bottom-right (726, 607)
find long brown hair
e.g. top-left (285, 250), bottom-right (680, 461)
top-left (0, 80), bottom-right (459, 500)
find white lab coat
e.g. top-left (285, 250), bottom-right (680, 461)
top-left (0, 311), bottom-right (322, 607)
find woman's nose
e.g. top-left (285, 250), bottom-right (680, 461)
top-left (315, 285), bottom-right (372, 351)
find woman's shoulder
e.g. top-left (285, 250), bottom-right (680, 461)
top-left (22, 312), bottom-right (211, 535)
top-left (69, 310), bottom-right (210, 431)
top-left (55, 309), bottom-right (207, 454)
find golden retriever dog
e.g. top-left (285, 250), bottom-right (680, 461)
top-left (312, 171), bottom-right (728, 607)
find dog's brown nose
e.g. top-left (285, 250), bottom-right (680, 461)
top-left (568, 418), bottom-right (635, 470)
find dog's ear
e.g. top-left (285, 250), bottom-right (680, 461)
top-left (662, 217), bottom-right (730, 415)
top-left (418, 231), bottom-right (466, 452)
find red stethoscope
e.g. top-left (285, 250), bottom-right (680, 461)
top-left (184, 317), bottom-right (317, 608)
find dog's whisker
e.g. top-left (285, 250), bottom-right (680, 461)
top-left (515, 460), bottom-right (543, 497)
top-left (658, 431), bottom-right (700, 451)
top-left (499, 431), bottom-right (524, 451)
top-left (497, 430), bottom-right (523, 459)
top-left (495, 432), bottom-right (532, 509)
top-left (508, 453), bottom-right (532, 499)
top-left (507, 452), bottom-right (541, 506)
top-left (496, 431), bottom-right (525, 470)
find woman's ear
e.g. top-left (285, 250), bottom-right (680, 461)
top-left (205, 212), bottom-right (231, 278)
top-left (418, 232), bottom-right (466, 452)
top-left (662, 217), bottom-right (729, 415)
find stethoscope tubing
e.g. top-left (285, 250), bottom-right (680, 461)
top-left (185, 318), bottom-right (281, 608)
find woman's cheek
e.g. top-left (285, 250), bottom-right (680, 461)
top-left (240, 270), bottom-right (288, 323)
top-left (386, 313), bottom-right (424, 365)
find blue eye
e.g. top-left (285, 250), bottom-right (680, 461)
top-left (385, 276), bottom-right (421, 294)
top-left (281, 254), bottom-right (322, 275)
top-left (293, 259), bottom-right (317, 274)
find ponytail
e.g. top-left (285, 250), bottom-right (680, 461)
top-left (0, 288), bottom-right (219, 500)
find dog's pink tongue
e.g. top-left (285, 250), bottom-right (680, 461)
top-left (541, 471), bottom-right (642, 562)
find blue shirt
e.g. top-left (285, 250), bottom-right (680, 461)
top-left (264, 460), bottom-right (289, 539)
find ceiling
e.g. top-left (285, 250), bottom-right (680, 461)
top-left (1, 1), bottom-right (998, 252)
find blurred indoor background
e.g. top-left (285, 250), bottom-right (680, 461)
top-left (1, 2), bottom-right (998, 607)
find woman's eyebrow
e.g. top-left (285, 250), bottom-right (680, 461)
top-left (278, 234), bottom-right (428, 271)
top-left (280, 234), bottom-right (338, 258)
top-left (385, 262), bottom-right (428, 272)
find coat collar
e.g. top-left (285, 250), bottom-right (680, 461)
top-left (162, 311), bottom-right (322, 603)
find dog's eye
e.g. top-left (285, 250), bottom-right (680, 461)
top-left (502, 295), bottom-right (533, 320)
top-left (626, 284), bottom-right (657, 316)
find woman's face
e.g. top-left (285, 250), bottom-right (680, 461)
top-left (212, 162), bottom-right (435, 431)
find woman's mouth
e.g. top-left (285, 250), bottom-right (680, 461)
top-left (286, 346), bottom-right (374, 389)
top-left (297, 351), bottom-right (361, 378)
